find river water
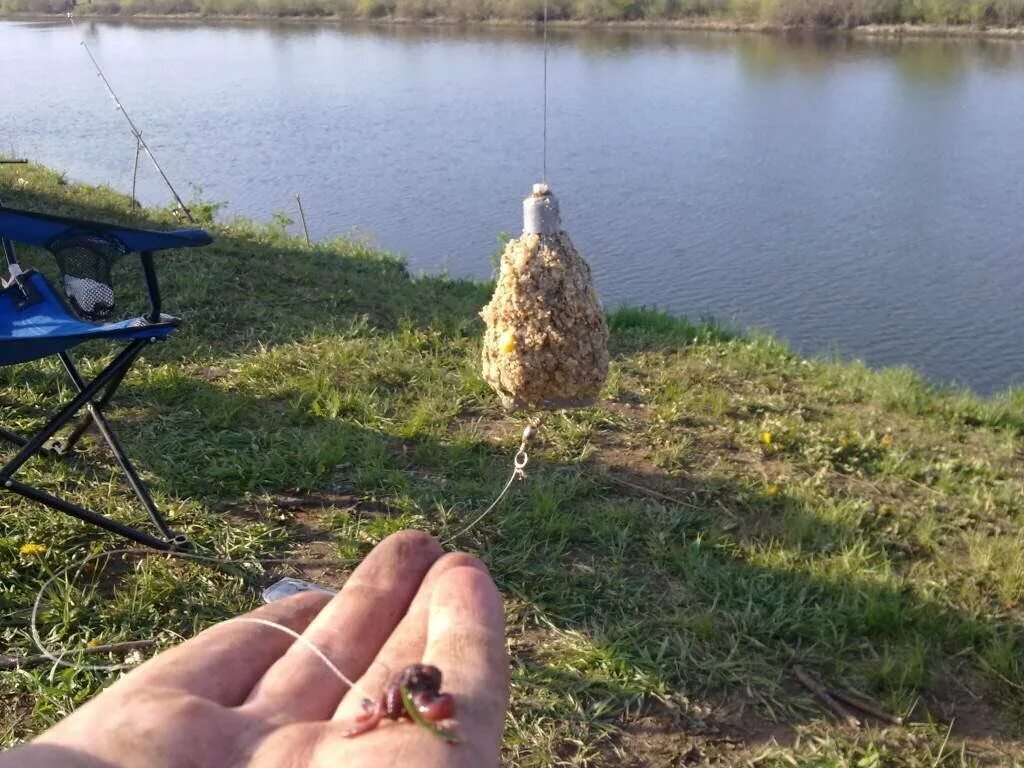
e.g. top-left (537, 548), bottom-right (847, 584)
top-left (2, 20), bottom-right (1023, 393)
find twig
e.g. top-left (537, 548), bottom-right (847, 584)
top-left (260, 557), bottom-right (355, 571)
top-left (829, 688), bottom-right (904, 725)
top-left (605, 475), bottom-right (703, 512)
top-left (793, 665), bottom-right (861, 728)
top-left (0, 639), bottom-right (157, 671)
top-left (900, 475), bottom-right (943, 497)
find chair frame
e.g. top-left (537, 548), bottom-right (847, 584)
top-left (0, 205), bottom-right (210, 550)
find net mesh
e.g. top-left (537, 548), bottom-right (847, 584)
top-left (50, 235), bottom-right (125, 322)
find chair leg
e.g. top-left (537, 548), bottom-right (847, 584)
top-left (0, 426), bottom-right (27, 446)
top-left (0, 341), bottom-right (144, 478)
top-left (52, 350), bottom-right (181, 541)
top-left (3, 478), bottom-right (175, 550)
top-left (0, 341), bottom-right (186, 550)
top-left (84, 400), bottom-right (179, 542)
top-left (50, 350), bottom-right (134, 454)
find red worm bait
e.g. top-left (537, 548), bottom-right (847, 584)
top-left (343, 664), bottom-right (457, 740)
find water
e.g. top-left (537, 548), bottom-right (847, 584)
top-left (2, 20), bottom-right (1023, 394)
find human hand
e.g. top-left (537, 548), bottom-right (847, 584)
top-left (1, 531), bottom-right (508, 768)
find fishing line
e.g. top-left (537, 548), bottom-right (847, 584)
top-left (542, 0), bottom-right (549, 183)
top-left (230, 617), bottom-right (361, 691)
top-left (66, 13), bottom-right (196, 223)
top-left (441, 420), bottom-right (538, 546)
top-left (29, 546), bottom-right (354, 674)
top-left (25, 432), bottom-right (536, 677)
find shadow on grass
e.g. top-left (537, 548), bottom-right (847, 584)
top-left (486, 459), bottom-right (1024, 755)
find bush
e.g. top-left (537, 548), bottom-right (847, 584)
top-left (1, 0), bottom-right (73, 11)
top-left (5, 0), bottom-right (1023, 26)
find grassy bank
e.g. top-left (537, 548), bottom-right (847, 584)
top-left (5, 0), bottom-right (1024, 32)
top-left (1, 162), bottom-right (1023, 766)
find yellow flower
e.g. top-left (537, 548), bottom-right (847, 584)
top-left (498, 329), bottom-right (517, 355)
top-left (766, 483), bottom-right (781, 496)
top-left (880, 434), bottom-right (893, 448)
top-left (19, 543), bottom-right (47, 556)
top-left (87, 638), bottom-right (102, 648)
top-left (760, 431), bottom-right (773, 446)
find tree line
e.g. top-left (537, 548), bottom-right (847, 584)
top-left (4, 0), bottom-right (1023, 30)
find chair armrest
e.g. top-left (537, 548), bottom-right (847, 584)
top-left (0, 206), bottom-right (213, 252)
top-left (119, 227), bottom-right (212, 253)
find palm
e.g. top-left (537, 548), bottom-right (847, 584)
top-left (3, 532), bottom-right (507, 768)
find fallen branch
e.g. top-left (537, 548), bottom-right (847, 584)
top-left (0, 639), bottom-right (157, 671)
top-left (793, 665), bottom-right (861, 728)
top-left (605, 475), bottom-right (705, 512)
top-left (829, 687), bottom-right (904, 726)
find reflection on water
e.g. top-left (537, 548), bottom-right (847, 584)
top-left (2, 20), bottom-right (1023, 392)
top-left (732, 31), bottom-right (1024, 78)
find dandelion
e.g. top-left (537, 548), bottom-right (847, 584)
top-left (880, 434), bottom-right (893, 448)
top-left (87, 638), bottom-right (102, 649)
top-left (760, 431), bottom-right (773, 446)
top-left (766, 483), bottom-right (781, 496)
top-left (19, 542), bottom-right (47, 556)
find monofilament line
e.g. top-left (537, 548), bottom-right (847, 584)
top-left (442, 420), bottom-right (538, 545)
top-left (29, 547), bottom-right (376, 701)
top-left (542, 0), bottom-right (549, 183)
top-left (229, 617), bottom-right (367, 697)
top-left (66, 13), bottom-right (196, 223)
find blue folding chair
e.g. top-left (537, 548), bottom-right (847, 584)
top-left (0, 203), bottom-right (211, 550)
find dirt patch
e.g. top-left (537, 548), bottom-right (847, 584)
top-left (0, 695), bottom-right (35, 746)
top-left (925, 663), bottom-right (1024, 748)
top-left (606, 697), bottom-right (795, 767)
top-left (224, 489), bottom-right (402, 530)
top-left (193, 366), bottom-right (229, 382)
top-left (262, 540), bottom-right (352, 591)
top-left (455, 412), bottom-right (522, 447)
top-left (220, 489), bottom-right (404, 589)
top-left (591, 439), bottom-right (666, 480)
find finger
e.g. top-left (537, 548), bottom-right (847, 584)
top-left (112, 591), bottom-right (331, 706)
top-left (244, 530), bottom-right (442, 722)
top-left (422, 565), bottom-right (507, 761)
top-left (333, 552), bottom-right (489, 722)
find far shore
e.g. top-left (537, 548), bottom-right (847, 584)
top-left (4, 11), bottom-right (1024, 40)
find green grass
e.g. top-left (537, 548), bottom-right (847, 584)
top-left (1, 162), bottom-right (1023, 766)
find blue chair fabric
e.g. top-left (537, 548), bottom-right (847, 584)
top-left (0, 271), bottom-right (177, 365)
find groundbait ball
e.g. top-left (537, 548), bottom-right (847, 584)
top-left (481, 184), bottom-right (609, 411)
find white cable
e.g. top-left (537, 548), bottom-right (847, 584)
top-left (28, 429), bottom-right (536, 675)
top-left (29, 547), bottom-right (350, 673)
top-left (228, 617), bottom-right (370, 699)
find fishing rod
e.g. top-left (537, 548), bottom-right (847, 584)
top-left (66, 13), bottom-right (195, 223)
